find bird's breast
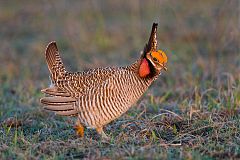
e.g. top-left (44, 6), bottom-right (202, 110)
top-left (77, 70), bottom-right (152, 128)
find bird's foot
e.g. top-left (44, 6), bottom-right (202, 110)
top-left (74, 120), bottom-right (84, 138)
top-left (96, 127), bottom-right (110, 142)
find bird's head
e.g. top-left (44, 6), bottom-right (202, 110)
top-left (139, 23), bottom-right (168, 78)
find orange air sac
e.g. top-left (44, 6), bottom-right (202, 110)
top-left (139, 58), bottom-right (150, 78)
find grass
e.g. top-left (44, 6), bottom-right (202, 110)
top-left (0, 0), bottom-right (240, 159)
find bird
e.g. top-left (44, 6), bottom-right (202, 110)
top-left (40, 23), bottom-right (167, 139)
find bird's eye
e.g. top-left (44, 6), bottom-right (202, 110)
top-left (153, 57), bottom-right (158, 62)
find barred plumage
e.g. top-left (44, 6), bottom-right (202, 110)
top-left (40, 23), bottom-right (167, 138)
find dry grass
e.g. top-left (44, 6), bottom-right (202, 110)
top-left (0, 0), bottom-right (240, 159)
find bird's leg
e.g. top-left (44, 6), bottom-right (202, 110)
top-left (74, 119), bottom-right (84, 137)
top-left (96, 127), bottom-right (109, 140)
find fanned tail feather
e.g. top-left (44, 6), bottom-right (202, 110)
top-left (41, 87), bottom-right (71, 97)
top-left (40, 96), bottom-right (78, 116)
top-left (41, 42), bottom-right (77, 116)
top-left (45, 41), bottom-right (66, 82)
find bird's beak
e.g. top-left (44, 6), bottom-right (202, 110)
top-left (163, 66), bottom-right (167, 71)
top-left (159, 63), bottom-right (167, 71)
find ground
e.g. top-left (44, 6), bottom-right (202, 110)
top-left (0, 1), bottom-right (240, 159)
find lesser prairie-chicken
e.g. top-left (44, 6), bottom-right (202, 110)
top-left (40, 23), bottom-right (167, 138)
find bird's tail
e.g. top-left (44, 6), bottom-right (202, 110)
top-left (41, 42), bottom-right (78, 116)
top-left (45, 41), bottom-right (66, 82)
top-left (40, 95), bottom-right (78, 116)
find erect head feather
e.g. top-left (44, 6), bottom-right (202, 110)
top-left (143, 23), bottom-right (158, 57)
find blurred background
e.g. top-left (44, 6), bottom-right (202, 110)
top-left (0, 0), bottom-right (239, 158)
top-left (0, 0), bottom-right (239, 114)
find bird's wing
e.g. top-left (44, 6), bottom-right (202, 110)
top-left (44, 67), bottom-right (116, 97)
top-left (41, 41), bottom-right (125, 116)
top-left (40, 68), bottom-right (121, 116)
top-left (44, 41), bottom-right (116, 97)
